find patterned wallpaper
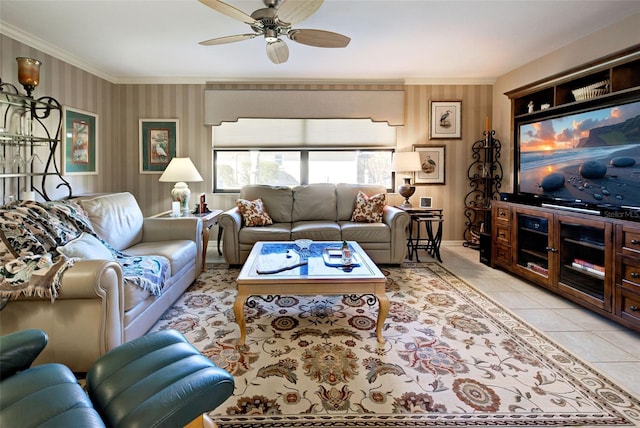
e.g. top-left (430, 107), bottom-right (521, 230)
top-left (1, 34), bottom-right (493, 242)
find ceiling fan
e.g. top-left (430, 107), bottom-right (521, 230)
top-left (198, 0), bottom-right (351, 64)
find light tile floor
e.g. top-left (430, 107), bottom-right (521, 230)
top-left (206, 240), bottom-right (640, 398)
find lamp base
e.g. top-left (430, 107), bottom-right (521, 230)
top-left (171, 182), bottom-right (191, 214)
top-left (397, 177), bottom-right (416, 208)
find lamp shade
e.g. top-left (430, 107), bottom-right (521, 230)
top-left (159, 157), bottom-right (203, 183)
top-left (392, 152), bottom-right (421, 172)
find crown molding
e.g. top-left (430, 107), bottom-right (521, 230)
top-left (1, 21), bottom-right (116, 83)
top-left (404, 77), bottom-right (496, 85)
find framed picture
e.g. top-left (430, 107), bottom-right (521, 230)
top-left (420, 197), bottom-right (432, 208)
top-left (62, 106), bottom-right (98, 175)
top-left (413, 144), bottom-right (446, 185)
top-left (139, 119), bottom-right (178, 174)
top-left (430, 100), bottom-right (461, 139)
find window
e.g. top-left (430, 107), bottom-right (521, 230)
top-left (214, 149), bottom-right (393, 192)
top-left (215, 151), bottom-right (301, 190)
top-left (213, 119), bottom-right (396, 192)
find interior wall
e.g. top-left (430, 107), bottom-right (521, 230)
top-left (492, 13), bottom-right (640, 194)
top-left (112, 84), bottom-right (210, 216)
top-left (399, 84), bottom-right (493, 242)
top-left (0, 34), bottom-right (115, 201)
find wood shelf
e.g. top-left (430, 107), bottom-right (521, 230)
top-left (506, 44), bottom-right (640, 116)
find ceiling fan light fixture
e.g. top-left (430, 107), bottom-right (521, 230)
top-left (199, 0), bottom-right (351, 63)
top-left (264, 28), bottom-right (278, 43)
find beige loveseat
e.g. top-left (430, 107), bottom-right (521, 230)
top-left (0, 192), bottom-right (202, 372)
top-left (219, 183), bottom-right (410, 265)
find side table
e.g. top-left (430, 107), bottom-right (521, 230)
top-left (394, 206), bottom-right (444, 262)
top-left (153, 209), bottom-right (222, 271)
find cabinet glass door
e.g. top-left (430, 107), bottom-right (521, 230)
top-left (516, 213), bottom-right (550, 278)
top-left (558, 222), bottom-right (605, 301)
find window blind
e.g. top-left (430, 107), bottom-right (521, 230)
top-left (213, 118), bottom-right (396, 148)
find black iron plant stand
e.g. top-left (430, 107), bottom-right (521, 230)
top-left (463, 129), bottom-right (502, 250)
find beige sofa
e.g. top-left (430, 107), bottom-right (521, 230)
top-left (0, 192), bottom-right (202, 372)
top-left (219, 183), bottom-right (410, 265)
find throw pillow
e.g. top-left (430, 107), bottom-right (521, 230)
top-left (236, 198), bottom-right (273, 227)
top-left (56, 232), bottom-right (115, 260)
top-left (351, 191), bottom-right (386, 223)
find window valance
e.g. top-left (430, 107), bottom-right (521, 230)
top-left (204, 89), bottom-right (405, 127)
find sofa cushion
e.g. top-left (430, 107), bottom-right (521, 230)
top-left (292, 184), bottom-right (337, 222)
top-left (56, 232), bottom-right (114, 260)
top-left (80, 193), bottom-right (143, 251)
top-left (336, 183), bottom-right (387, 221)
top-left (340, 221), bottom-right (391, 243)
top-left (351, 191), bottom-right (386, 223)
top-left (239, 224), bottom-right (291, 245)
top-left (291, 221), bottom-right (341, 241)
top-left (125, 240), bottom-right (197, 278)
top-left (236, 198), bottom-right (273, 226)
top-left (240, 185), bottom-right (293, 223)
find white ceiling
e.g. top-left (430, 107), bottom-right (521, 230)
top-left (1, 0), bottom-right (639, 84)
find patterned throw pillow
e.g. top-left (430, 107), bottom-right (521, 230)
top-left (236, 198), bottom-right (273, 227)
top-left (351, 191), bottom-right (386, 223)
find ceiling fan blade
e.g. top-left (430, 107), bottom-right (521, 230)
top-left (288, 29), bottom-right (350, 48)
top-left (199, 33), bottom-right (257, 46)
top-left (266, 40), bottom-right (289, 64)
top-left (198, 0), bottom-right (258, 25)
top-left (276, 0), bottom-right (324, 25)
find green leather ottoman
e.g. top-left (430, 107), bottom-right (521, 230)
top-left (0, 329), bottom-right (234, 428)
top-left (87, 329), bottom-right (235, 427)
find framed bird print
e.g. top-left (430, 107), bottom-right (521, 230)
top-left (430, 100), bottom-right (461, 139)
top-left (139, 119), bottom-right (179, 174)
top-left (413, 144), bottom-right (445, 185)
top-left (63, 106), bottom-right (98, 175)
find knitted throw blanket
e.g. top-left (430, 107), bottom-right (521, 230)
top-left (0, 200), bottom-right (168, 305)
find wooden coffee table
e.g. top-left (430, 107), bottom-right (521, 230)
top-left (234, 241), bottom-right (388, 345)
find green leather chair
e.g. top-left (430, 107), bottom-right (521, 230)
top-left (0, 329), bottom-right (234, 427)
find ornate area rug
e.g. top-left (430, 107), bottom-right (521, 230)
top-left (150, 263), bottom-right (640, 427)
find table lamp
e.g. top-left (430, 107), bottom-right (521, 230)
top-left (159, 157), bottom-right (203, 214)
top-left (392, 151), bottom-right (422, 208)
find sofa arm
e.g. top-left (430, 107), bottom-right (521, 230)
top-left (219, 207), bottom-right (242, 264)
top-left (383, 205), bottom-right (410, 262)
top-left (59, 260), bottom-right (123, 300)
top-left (58, 260), bottom-right (126, 355)
top-left (0, 329), bottom-right (48, 380)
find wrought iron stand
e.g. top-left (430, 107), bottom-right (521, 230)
top-left (463, 129), bottom-right (502, 249)
top-left (1, 80), bottom-right (72, 202)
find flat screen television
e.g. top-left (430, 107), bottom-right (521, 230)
top-left (515, 98), bottom-right (640, 213)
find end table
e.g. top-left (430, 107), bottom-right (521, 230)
top-left (394, 206), bottom-right (444, 262)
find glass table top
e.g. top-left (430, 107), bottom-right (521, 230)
top-left (240, 241), bottom-right (383, 279)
